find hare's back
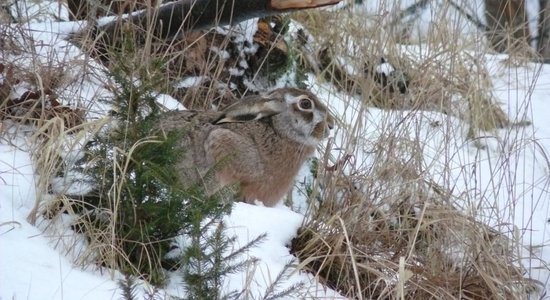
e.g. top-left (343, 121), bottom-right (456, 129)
top-left (157, 110), bottom-right (222, 130)
top-left (155, 110), bottom-right (222, 188)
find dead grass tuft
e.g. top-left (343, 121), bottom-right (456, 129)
top-left (288, 6), bottom-right (544, 291)
top-left (292, 191), bottom-right (534, 298)
top-left (292, 129), bottom-right (542, 298)
top-left (291, 6), bottom-right (531, 136)
top-left (2, 1), bottom-right (547, 297)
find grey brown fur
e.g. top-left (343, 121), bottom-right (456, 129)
top-left (156, 88), bottom-right (334, 206)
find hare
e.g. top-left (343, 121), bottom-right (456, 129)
top-left (156, 87), bottom-right (334, 206)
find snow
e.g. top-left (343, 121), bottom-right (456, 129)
top-left (316, 58), bottom-right (550, 292)
top-left (355, 0), bottom-right (486, 43)
top-left (156, 94), bottom-right (186, 111)
top-left (0, 132), bottom-right (342, 299)
top-left (0, 136), bottom-right (119, 300)
top-left (2, 0), bottom-right (550, 299)
top-left (222, 203), bottom-right (344, 299)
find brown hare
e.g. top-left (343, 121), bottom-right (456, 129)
top-left (156, 87), bottom-right (334, 206)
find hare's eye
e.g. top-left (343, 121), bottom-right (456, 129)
top-left (299, 98), bottom-right (313, 110)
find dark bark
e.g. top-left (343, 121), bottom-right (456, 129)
top-left (116, 0), bottom-right (277, 38)
top-left (94, 0), bottom-right (336, 46)
top-left (538, 0), bottom-right (550, 58)
top-left (67, 0), bottom-right (87, 20)
top-left (67, 0), bottom-right (160, 21)
top-left (485, 0), bottom-right (530, 53)
top-left (84, 0), bottom-right (339, 63)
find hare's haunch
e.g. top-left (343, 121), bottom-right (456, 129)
top-left (156, 88), bottom-right (334, 206)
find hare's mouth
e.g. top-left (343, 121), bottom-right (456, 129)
top-left (312, 122), bottom-right (331, 140)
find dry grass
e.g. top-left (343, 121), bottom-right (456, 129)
top-left (292, 4), bottom-right (532, 136)
top-left (292, 151), bottom-right (538, 298)
top-left (0, 21), bottom-right (91, 229)
top-left (1, 0), bottom-right (293, 285)
top-left (0, 3), bottom-right (129, 274)
top-left (290, 105), bottom-right (545, 298)
top-left (288, 2), bottom-right (546, 299)
top-left (1, 0), bottom-right (548, 298)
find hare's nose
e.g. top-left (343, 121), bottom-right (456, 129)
top-left (323, 121), bottom-right (334, 138)
top-left (326, 116), bottom-right (335, 130)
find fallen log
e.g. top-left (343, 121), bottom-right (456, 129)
top-left (122, 0), bottom-right (340, 37)
top-left (88, 0), bottom-right (340, 62)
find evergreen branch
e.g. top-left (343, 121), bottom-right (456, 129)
top-left (118, 274), bottom-right (139, 300)
top-left (261, 260), bottom-right (305, 300)
top-left (223, 233), bottom-right (268, 263)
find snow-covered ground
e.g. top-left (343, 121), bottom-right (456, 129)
top-left (2, 0), bottom-right (550, 299)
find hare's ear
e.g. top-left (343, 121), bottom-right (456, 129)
top-left (214, 98), bottom-right (286, 124)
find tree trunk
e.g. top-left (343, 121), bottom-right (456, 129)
top-left (485, 0), bottom-right (530, 53)
top-left (538, 0), bottom-right (550, 59)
